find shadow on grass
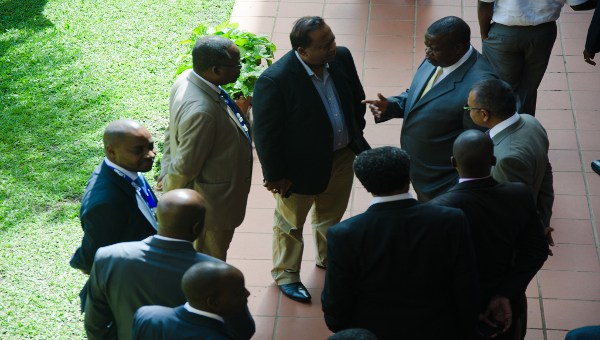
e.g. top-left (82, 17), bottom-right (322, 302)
top-left (0, 1), bottom-right (112, 232)
top-left (0, 0), bottom-right (53, 56)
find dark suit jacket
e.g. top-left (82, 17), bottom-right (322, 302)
top-left (132, 305), bottom-right (233, 340)
top-left (491, 114), bottom-right (554, 228)
top-left (379, 50), bottom-right (497, 200)
top-left (70, 160), bottom-right (157, 273)
top-left (321, 199), bottom-right (478, 340)
top-left (84, 236), bottom-right (255, 340)
top-left (252, 47), bottom-right (370, 195)
top-left (429, 178), bottom-right (548, 312)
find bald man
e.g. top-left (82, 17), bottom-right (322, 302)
top-left (430, 130), bottom-right (548, 340)
top-left (70, 119), bottom-right (158, 310)
top-left (133, 262), bottom-right (250, 339)
top-left (84, 189), bottom-right (255, 340)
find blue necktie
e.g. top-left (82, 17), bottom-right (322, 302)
top-left (219, 89), bottom-right (252, 143)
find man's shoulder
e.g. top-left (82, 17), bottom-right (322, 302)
top-left (260, 50), bottom-right (295, 79)
top-left (136, 305), bottom-right (177, 320)
top-left (465, 50), bottom-right (497, 79)
top-left (94, 239), bottom-right (149, 262)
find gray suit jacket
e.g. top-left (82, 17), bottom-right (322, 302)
top-left (161, 69), bottom-right (253, 231)
top-left (84, 236), bottom-right (255, 340)
top-left (379, 49), bottom-right (497, 200)
top-left (491, 114), bottom-right (554, 228)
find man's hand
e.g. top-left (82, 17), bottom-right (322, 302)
top-left (361, 93), bottom-right (389, 120)
top-left (545, 226), bottom-right (555, 256)
top-left (264, 178), bottom-right (292, 197)
top-left (155, 174), bottom-right (164, 192)
top-left (480, 296), bottom-right (512, 335)
top-left (584, 49), bottom-right (596, 66)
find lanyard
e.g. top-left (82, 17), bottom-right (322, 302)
top-left (107, 165), bottom-right (157, 211)
top-left (219, 88), bottom-right (252, 143)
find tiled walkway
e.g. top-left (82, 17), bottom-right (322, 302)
top-left (225, 1), bottom-right (600, 339)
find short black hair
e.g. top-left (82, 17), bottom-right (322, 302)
top-left (426, 16), bottom-right (470, 46)
top-left (353, 146), bottom-right (411, 195)
top-left (192, 36), bottom-right (234, 72)
top-left (471, 79), bottom-right (516, 119)
top-left (290, 16), bottom-right (325, 50)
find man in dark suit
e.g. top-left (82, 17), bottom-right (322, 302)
top-left (363, 16), bottom-right (497, 201)
top-left (70, 119), bottom-right (158, 310)
top-left (430, 130), bottom-right (549, 340)
top-left (467, 79), bottom-right (555, 254)
top-left (321, 146), bottom-right (478, 340)
top-left (84, 189), bottom-right (254, 340)
top-left (252, 16), bottom-right (370, 302)
top-left (132, 262), bottom-right (250, 340)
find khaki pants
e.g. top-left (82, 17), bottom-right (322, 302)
top-left (194, 229), bottom-right (235, 261)
top-left (271, 147), bottom-right (355, 285)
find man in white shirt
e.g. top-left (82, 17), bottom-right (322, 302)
top-left (70, 119), bottom-right (158, 311)
top-left (467, 78), bottom-right (555, 255)
top-left (132, 262), bottom-right (250, 339)
top-left (478, 0), bottom-right (596, 116)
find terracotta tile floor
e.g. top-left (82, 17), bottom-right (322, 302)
top-left (227, 1), bottom-right (600, 339)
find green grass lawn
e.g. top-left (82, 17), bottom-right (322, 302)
top-left (0, 0), bottom-right (234, 337)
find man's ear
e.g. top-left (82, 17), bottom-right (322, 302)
top-left (105, 145), bottom-right (115, 160)
top-left (451, 156), bottom-right (457, 168)
top-left (297, 47), bottom-right (307, 57)
top-left (192, 221), bottom-right (204, 239)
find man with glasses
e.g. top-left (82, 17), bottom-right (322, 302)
top-left (363, 16), bottom-right (497, 201)
top-left (158, 36), bottom-right (253, 261)
top-left (467, 79), bottom-right (554, 256)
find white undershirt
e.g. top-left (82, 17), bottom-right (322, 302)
top-left (435, 46), bottom-right (474, 86)
top-left (370, 192), bottom-right (414, 206)
top-left (489, 113), bottom-right (520, 138)
top-left (104, 157), bottom-right (139, 181)
top-left (183, 302), bottom-right (225, 323)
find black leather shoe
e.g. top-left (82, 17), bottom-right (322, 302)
top-left (279, 282), bottom-right (311, 303)
top-left (592, 160), bottom-right (600, 176)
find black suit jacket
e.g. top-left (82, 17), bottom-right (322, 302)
top-left (321, 199), bottom-right (478, 340)
top-left (70, 160), bottom-right (157, 273)
top-left (84, 236), bottom-right (255, 340)
top-left (252, 47), bottom-right (370, 195)
top-left (429, 178), bottom-right (548, 311)
top-left (133, 305), bottom-right (233, 340)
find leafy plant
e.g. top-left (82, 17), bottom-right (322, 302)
top-left (176, 22), bottom-right (276, 100)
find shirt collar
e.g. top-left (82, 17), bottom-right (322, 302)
top-left (184, 302), bottom-right (225, 323)
top-left (294, 50), bottom-right (330, 79)
top-left (191, 70), bottom-right (221, 94)
top-left (459, 175), bottom-right (492, 183)
top-left (153, 235), bottom-right (193, 244)
top-left (370, 192), bottom-right (413, 206)
top-left (440, 45), bottom-right (473, 77)
top-left (104, 157), bottom-right (139, 180)
top-left (489, 113), bottom-right (520, 138)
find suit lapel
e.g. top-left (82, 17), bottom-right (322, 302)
top-left (407, 60), bottom-right (435, 112)
top-left (288, 51), bottom-right (331, 119)
top-left (102, 162), bottom-right (158, 230)
top-left (186, 72), bottom-right (251, 143)
top-left (410, 52), bottom-right (478, 113)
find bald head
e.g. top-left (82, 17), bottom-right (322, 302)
top-left (452, 130), bottom-right (495, 178)
top-left (182, 262), bottom-right (249, 316)
top-left (156, 189), bottom-right (206, 241)
top-left (103, 119), bottom-right (155, 172)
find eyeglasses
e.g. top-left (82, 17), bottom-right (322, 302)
top-left (217, 64), bottom-right (242, 69)
top-left (464, 106), bottom-right (486, 113)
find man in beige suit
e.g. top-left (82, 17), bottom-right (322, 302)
top-left (158, 36), bottom-right (253, 260)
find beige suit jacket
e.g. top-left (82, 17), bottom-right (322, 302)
top-left (161, 69), bottom-right (253, 231)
